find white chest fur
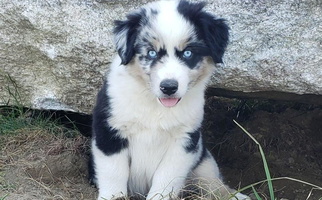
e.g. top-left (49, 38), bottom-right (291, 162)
top-left (127, 129), bottom-right (173, 195)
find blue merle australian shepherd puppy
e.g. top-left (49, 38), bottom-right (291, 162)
top-left (89, 0), bottom-right (249, 200)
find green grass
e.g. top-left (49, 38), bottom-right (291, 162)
top-left (0, 73), bottom-right (80, 137)
top-left (0, 194), bottom-right (8, 200)
top-left (0, 171), bottom-right (13, 200)
top-left (233, 119), bottom-right (274, 200)
top-left (0, 106), bottom-right (78, 137)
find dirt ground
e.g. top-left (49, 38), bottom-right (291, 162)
top-left (203, 97), bottom-right (322, 200)
top-left (1, 97), bottom-right (322, 200)
top-left (0, 130), bottom-right (96, 200)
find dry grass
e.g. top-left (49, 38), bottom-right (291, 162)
top-left (0, 128), bottom-right (96, 200)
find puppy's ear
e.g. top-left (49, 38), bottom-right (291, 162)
top-left (113, 11), bottom-right (145, 65)
top-left (198, 14), bottom-right (229, 64)
top-left (177, 0), bottom-right (229, 63)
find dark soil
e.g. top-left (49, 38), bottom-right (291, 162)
top-left (203, 97), bottom-right (322, 200)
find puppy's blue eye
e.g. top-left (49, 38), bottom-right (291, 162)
top-left (148, 50), bottom-right (158, 59)
top-left (183, 50), bottom-right (192, 59)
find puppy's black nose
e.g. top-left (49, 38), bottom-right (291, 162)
top-left (160, 79), bottom-right (178, 95)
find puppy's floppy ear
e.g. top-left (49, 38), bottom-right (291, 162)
top-left (113, 10), bottom-right (146, 65)
top-left (198, 14), bottom-right (229, 64)
top-left (177, 0), bottom-right (229, 63)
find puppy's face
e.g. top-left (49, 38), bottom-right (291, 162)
top-left (114, 0), bottom-right (229, 107)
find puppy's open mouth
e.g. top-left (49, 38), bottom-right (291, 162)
top-left (158, 98), bottom-right (181, 107)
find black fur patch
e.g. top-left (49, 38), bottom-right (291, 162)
top-left (136, 40), bottom-right (168, 68)
top-left (175, 42), bottom-right (210, 69)
top-left (149, 47), bottom-right (167, 67)
top-left (192, 145), bottom-right (209, 170)
top-left (89, 82), bottom-right (129, 185)
top-left (185, 129), bottom-right (210, 171)
top-left (92, 81), bottom-right (129, 155)
top-left (177, 0), bottom-right (229, 63)
top-left (88, 153), bottom-right (96, 185)
top-left (185, 129), bottom-right (201, 153)
top-left (150, 8), bottom-right (158, 15)
top-left (114, 9), bottom-right (148, 65)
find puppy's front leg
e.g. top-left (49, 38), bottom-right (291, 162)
top-left (92, 142), bottom-right (129, 200)
top-left (146, 139), bottom-right (196, 200)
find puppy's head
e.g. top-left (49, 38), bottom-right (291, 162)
top-left (113, 0), bottom-right (229, 107)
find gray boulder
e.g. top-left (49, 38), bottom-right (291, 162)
top-left (210, 0), bottom-right (322, 102)
top-left (0, 0), bottom-right (321, 113)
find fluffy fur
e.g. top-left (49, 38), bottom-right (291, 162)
top-left (90, 1), bottom-right (249, 200)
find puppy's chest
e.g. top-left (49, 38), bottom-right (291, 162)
top-left (127, 131), bottom-right (173, 194)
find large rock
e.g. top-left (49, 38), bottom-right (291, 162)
top-left (209, 0), bottom-right (322, 98)
top-left (0, 0), bottom-right (321, 113)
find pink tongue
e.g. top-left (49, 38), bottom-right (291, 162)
top-left (159, 98), bottom-right (180, 107)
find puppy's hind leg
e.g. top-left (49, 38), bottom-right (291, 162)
top-left (92, 142), bottom-right (129, 200)
top-left (190, 151), bottom-right (250, 200)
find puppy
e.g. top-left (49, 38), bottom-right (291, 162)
top-left (90, 1), bottom-right (249, 200)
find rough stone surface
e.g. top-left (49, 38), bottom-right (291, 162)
top-left (0, 0), bottom-right (321, 113)
top-left (210, 0), bottom-right (322, 95)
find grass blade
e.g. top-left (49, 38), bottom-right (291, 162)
top-left (251, 186), bottom-right (262, 200)
top-left (233, 120), bottom-right (275, 200)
